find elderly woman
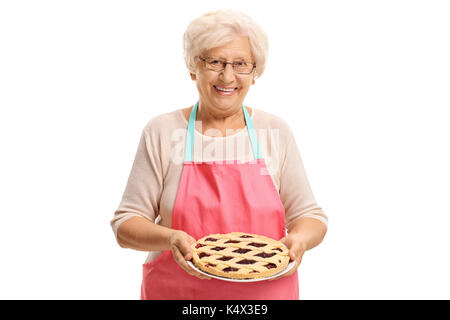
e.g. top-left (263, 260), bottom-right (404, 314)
top-left (111, 10), bottom-right (327, 300)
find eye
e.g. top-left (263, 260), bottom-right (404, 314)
top-left (234, 61), bottom-right (246, 67)
top-left (210, 59), bottom-right (221, 65)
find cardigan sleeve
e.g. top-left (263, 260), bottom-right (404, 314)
top-left (279, 129), bottom-right (328, 232)
top-left (110, 121), bottom-right (164, 239)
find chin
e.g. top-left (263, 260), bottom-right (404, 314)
top-left (214, 100), bottom-right (241, 110)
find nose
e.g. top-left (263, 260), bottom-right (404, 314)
top-left (220, 63), bottom-right (236, 83)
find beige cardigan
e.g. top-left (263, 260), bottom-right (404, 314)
top-left (111, 107), bottom-right (327, 263)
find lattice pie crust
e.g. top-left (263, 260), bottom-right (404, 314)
top-left (192, 232), bottom-right (290, 279)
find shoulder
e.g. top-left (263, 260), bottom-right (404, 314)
top-left (252, 108), bottom-right (295, 142)
top-left (142, 108), bottom-right (186, 138)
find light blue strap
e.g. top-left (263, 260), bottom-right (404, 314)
top-left (243, 104), bottom-right (262, 160)
top-left (184, 101), bottom-right (198, 162)
top-left (184, 102), bottom-right (262, 162)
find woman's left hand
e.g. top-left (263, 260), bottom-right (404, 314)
top-left (269, 233), bottom-right (306, 280)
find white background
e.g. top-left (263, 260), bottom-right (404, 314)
top-left (1, 0), bottom-right (449, 299)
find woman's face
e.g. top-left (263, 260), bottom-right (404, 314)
top-left (191, 36), bottom-right (255, 116)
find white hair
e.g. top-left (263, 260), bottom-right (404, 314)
top-left (183, 10), bottom-right (269, 79)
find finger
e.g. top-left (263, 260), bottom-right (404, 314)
top-left (172, 246), bottom-right (194, 274)
top-left (288, 241), bottom-right (306, 262)
top-left (177, 237), bottom-right (196, 261)
top-left (289, 250), bottom-right (297, 262)
top-left (172, 246), bottom-right (211, 280)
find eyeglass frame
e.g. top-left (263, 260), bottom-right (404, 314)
top-left (197, 56), bottom-right (256, 75)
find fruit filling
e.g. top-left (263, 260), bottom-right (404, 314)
top-left (217, 256), bottom-right (233, 261)
top-left (223, 267), bottom-right (239, 272)
top-left (265, 263), bottom-right (277, 269)
top-left (233, 248), bottom-right (251, 254)
top-left (254, 252), bottom-right (276, 258)
top-left (195, 243), bottom-right (205, 248)
top-left (248, 242), bottom-right (267, 248)
top-left (236, 259), bottom-right (257, 265)
top-left (211, 246), bottom-right (226, 251)
top-left (198, 253), bottom-right (210, 259)
top-left (224, 240), bottom-right (240, 244)
top-left (205, 238), bottom-right (218, 241)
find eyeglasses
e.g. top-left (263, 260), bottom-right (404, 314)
top-left (198, 56), bottom-right (256, 75)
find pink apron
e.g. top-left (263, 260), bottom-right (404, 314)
top-left (141, 102), bottom-right (299, 299)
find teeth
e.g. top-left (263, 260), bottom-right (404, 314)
top-left (215, 86), bottom-right (235, 92)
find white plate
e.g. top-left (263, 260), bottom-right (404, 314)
top-left (187, 260), bottom-right (295, 282)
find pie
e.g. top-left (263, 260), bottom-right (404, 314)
top-left (191, 232), bottom-right (290, 279)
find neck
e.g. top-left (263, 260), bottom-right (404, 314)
top-left (196, 102), bottom-right (248, 137)
top-left (197, 102), bottom-right (242, 123)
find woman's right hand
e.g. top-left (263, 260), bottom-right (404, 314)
top-left (168, 230), bottom-right (211, 280)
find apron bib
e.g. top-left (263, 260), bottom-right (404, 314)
top-left (141, 102), bottom-right (299, 299)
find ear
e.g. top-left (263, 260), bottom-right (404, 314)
top-left (252, 78), bottom-right (255, 85)
top-left (190, 72), bottom-right (197, 81)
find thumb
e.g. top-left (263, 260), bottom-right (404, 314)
top-left (184, 248), bottom-right (193, 261)
top-left (290, 250), bottom-right (298, 262)
top-left (280, 237), bottom-right (296, 261)
top-left (179, 237), bottom-right (196, 261)
top-left (287, 242), bottom-right (300, 262)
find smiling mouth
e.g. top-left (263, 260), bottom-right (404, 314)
top-left (213, 85), bottom-right (238, 95)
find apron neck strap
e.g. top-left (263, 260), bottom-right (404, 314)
top-left (184, 101), bottom-right (262, 162)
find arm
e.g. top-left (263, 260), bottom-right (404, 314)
top-left (283, 216), bottom-right (327, 263)
top-left (272, 218), bottom-right (327, 280)
top-left (272, 123), bottom-right (328, 279)
top-left (117, 216), bottom-right (211, 280)
top-left (111, 122), bottom-right (210, 279)
top-left (117, 216), bottom-right (175, 251)
top-left (286, 217), bottom-right (327, 253)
